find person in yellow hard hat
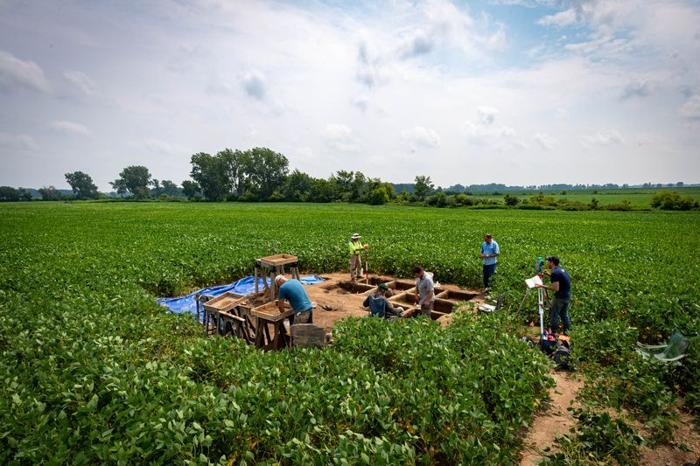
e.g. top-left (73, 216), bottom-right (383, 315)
top-left (348, 233), bottom-right (368, 280)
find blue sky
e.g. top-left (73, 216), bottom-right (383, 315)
top-left (1, 0), bottom-right (699, 190)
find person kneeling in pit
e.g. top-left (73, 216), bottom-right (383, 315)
top-left (363, 283), bottom-right (404, 319)
top-left (275, 275), bottom-right (313, 324)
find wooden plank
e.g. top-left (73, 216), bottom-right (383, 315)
top-left (251, 308), bottom-right (294, 322)
top-left (218, 310), bottom-right (245, 322)
top-left (259, 254), bottom-right (298, 268)
top-left (203, 292), bottom-right (245, 312)
top-left (255, 317), bottom-right (265, 348)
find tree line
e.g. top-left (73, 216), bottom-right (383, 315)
top-left (0, 145), bottom-right (697, 210)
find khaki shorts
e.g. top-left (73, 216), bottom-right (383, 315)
top-left (294, 310), bottom-right (313, 324)
top-left (349, 255), bottom-right (362, 276)
top-left (420, 302), bottom-right (433, 317)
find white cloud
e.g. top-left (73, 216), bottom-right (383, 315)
top-left (539, 0), bottom-right (700, 72)
top-left (355, 38), bottom-right (389, 88)
top-left (477, 106), bottom-right (499, 125)
top-left (241, 71), bottom-right (266, 100)
top-left (620, 80), bottom-right (653, 100)
top-left (0, 49), bottom-right (50, 93)
top-left (352, 95), bottom-right (369, 112)
top-left (0, 131), bottom-right (39, 150)
top-left (49, 120), bottom-right (91, 136)
top-left (465, 121), bottom-right (516, 139)
top-left (0, 0), bottom-right (698, 188)
top-left (398, 30), bottom-right (435, 59)
top-left (63, 71), bottom-right (96, 95)
top-left (533, 132), bottom-right (556, 150)
top-left (538, 8), bottom-right (577, 27)
top-left (402, 126), bottom-right (440, 149)
top-left (483, 23), bottom-right (507, 50)
top-left (323, 124), bottom-right (358, 153)
top-left (583, 130), bottom-right (624, 146)
top-left (680, 94), bottom-right (700, 120)
top-left (144, 138), bottom-right (187, 155)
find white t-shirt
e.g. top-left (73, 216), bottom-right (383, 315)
top-left (416, 272), bottom-right (435, 305)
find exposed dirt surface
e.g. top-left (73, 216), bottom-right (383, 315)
top-left (520, 371), bottom-right (583, 465)
top-left (518, 370), bottom-right (700, 466)
top-left (302, 272), bottom-right (483, 333)
top-left (640, 409), bottom-right (700, 466)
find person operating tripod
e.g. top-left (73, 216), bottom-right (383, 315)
top-left (536, 256), bottom-right (572, 336)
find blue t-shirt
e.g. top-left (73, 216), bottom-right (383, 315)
top-left (551, 266), bottom-right (571, 299)
top-left (363, 294), bottom-right (388, 318)
top-left (278, 279), bottom-right (312, 313)
top-left (481, 240), bottom-right (500, 266)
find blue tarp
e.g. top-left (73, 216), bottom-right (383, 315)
top-left (157, 275), bottom-right (326, 319)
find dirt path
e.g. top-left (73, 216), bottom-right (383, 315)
top-left (520, 370), bottom-right (584, 465)
top-left (640, 409), bottom-right (700, 466)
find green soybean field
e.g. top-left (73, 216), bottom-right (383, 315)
top-left (0, 202), bottom-right (698, 465)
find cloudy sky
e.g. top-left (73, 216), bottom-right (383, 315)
top-left (1, 0), bottom-right (699, 190)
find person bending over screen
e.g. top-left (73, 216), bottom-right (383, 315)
top-left (275, 275), bottom-right (313, 324)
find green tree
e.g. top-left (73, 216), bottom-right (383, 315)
top-left (651, 191), bottom-right (698, 210)
top-left (0, 186), bottom-right (20, 202)
top-left (111, 165), bottom-right (152, 199)
top-left (414, 175), bottom-right (434, 201)
top-left (240, 147), bottom-right (289, 200)
top-left (64, 171), bottom-right (98, 199)
top-left (150, 179), bottom-right (162, 197)
top-left (190, 153), bottom-right (229, 201)
top-left (160, 180), bottom-right (180, 197)
top-left (350, 172), bottom-right (368, 202)
top-left (310, 178), bottom-right (336, 202)
top-left (333, 170), bottom-right (355, 201)
top-left (504, 194), bottom-right (520, 207)
top-left (38, 186), bottom-right (64, 201)
top-left (283, 170), bottom-right (314, 201)
top-left (181, 180), bottom-right (200, 200)
top-left (218, 148), bottom-right (247, 198)
top-left (367, 185), bottom-right (390, 205)
top-left (17, 188), bottom-right (32, 201)
top-left (426, 191), bottom-right (447, 207)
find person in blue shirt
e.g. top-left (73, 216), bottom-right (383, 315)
top-left (480, 234), bottom-right (500, 289)
top-left (363, 283), bottom-right (403, 319)
top-left (275, 275), bottom-right (313, 324)
top-left (537, 256), bottom-right (572, 335)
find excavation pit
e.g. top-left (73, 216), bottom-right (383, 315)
top-left (437, 290), bottom-right (479, 301)
top-left (366, 276), bottom-right (392, 286)
top-left (200, 272), bottom-right (484, 348)
top-left (389, 292), bottom-right (417, 307)
top-left (433, 298), bottom-right (455, 313)
top-left (322, 281), bottom-right (375, 294)
top-left (389, 280), bottom-right (417, 291)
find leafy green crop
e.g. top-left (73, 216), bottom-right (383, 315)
top-left (0, 202), bottom-right (698, 464)
top-left (542, 409), bottom-right (644, 466)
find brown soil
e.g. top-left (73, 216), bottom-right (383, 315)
top-left (520, 371), bottom-right (584, 465)
top-left (518, 369), bottom-right (700, 466)
top-left (297, 272), bottom-right (482, 333)
top-left (640, 409), bottom-right (700, 466)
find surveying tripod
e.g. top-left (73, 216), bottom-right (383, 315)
top-left (517, 283), bottom-right (548, 336)
top-left (517, 256), bottom-right (549, 337)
